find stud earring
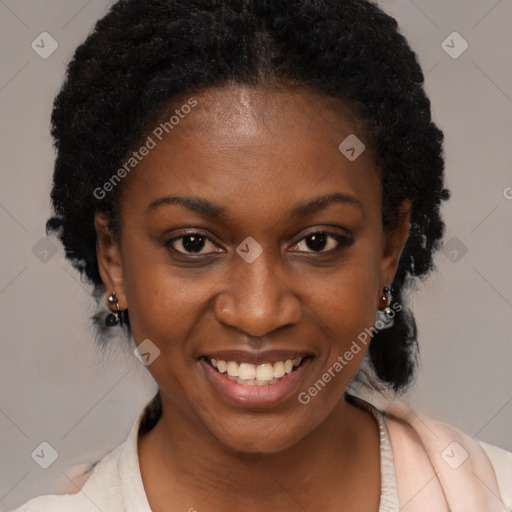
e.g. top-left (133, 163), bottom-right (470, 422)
top-left (105, 291), bottom-right (122, 326)
top-left (379, 286), bottom-right (393, 316)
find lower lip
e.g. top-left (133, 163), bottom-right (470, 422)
top-left (199, 358), bottom-right (312, 408)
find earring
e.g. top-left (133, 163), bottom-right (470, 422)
top-left (379, 286), bottom-right (392, 316)
top-left (105, 291), bottom-right (122, 326)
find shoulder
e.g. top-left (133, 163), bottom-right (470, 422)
top-left (10, 444), bottom-right (125, 512)
top-left (10, 398), bottom-right (156, 512)
top-left (478, 440), bottom-right (512, 507)
top-left (383, 400), bottom-right (512, 509)
top-left (10, 492), bottom-right (98, 512)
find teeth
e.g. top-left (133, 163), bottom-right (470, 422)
top-left (208, 357), bottom-right (303, 382)
top-left (228, 376), bottom-right (281, 386)
top-left (255, 363), bottom-right (274, 381)
top-left (273, 361), bottom-right (285, 378)
top-left (226, 361), bottom-right (239, 377)
top-left (238, 363), bottom-right (256, 380)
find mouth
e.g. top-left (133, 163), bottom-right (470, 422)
top-left (200, 356), bottom-right (312, 386)
top-left (198, 353), bottom-right (314, 408)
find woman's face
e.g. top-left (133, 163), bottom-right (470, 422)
top-left (96, 85), bottom-right (409, 453)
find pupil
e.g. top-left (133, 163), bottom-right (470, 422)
top-left (307, 233), bottom-right (327, 251)
top-left (183, 235), bottom-right (205, 253)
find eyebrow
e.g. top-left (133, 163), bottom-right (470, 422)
top-left (147, 192), bottom-right (363, 220)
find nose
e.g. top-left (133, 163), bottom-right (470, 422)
top-left (213, 249), bottom-right (302, 338)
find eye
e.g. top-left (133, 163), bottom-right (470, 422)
top-left (165, 232), bottom-right (223, 255)
top-left (165, 229), bottom-right (353, 256)
top-left (289, 231), bottom-right (353, 253)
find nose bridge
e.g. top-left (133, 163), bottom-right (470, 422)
top-left (214, 246), bottom-right (301, 336)
top-left (238, 249), bottom-right (281, 307)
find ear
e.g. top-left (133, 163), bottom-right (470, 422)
top-left (378, 200), bottom-right (411, 301)
top-left (94, 212), bottom-right (127, 310)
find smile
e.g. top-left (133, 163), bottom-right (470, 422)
top-left (206, 357), bottom-right (304, 385)
top-left (199, 354), bottom-right (314, 408)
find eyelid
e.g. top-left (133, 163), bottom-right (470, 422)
top-left (293, 226), bottom-right (352, 242)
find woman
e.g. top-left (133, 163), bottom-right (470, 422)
top-left (12, 0), bottom-right (511, 511)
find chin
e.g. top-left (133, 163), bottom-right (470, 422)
top-left (199, 405), bottom-right (323, 455)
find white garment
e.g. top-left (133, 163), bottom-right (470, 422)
top-left (11, 397), bottom-right (512, 512)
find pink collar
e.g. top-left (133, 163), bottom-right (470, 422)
top-left (383, 399), bottom-right (504, 511)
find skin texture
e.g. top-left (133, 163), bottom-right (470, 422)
top-left (95, 85), bottom-right (411, 511)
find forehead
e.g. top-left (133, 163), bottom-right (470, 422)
top-left (171, 84), bottom-right (368, 154)
top-left (120, 85), bottom-right (381, 223)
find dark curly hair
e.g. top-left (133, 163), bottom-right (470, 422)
top-left (47, 0), bottom-right (450, 398)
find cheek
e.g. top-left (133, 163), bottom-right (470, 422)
top-left (308, 245), bottom-right (381, 367)
top-left (316, 248), bottom-right (380, 323)
top-left (123, 261), bottom-right (211, 344)
top-left (119, 234), bottom-right (201, 342)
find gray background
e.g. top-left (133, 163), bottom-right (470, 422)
top-left (0, 0), bottom-right (511, 509)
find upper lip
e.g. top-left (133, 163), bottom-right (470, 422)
top-left (200, 349), bottom-right (314, 365)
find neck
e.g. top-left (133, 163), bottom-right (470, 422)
top-left (138, 393), bottom-right (381, 511)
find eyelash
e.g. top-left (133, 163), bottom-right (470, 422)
top-left (164, 229), bottom-right (354, 257)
